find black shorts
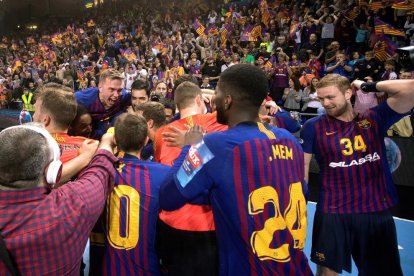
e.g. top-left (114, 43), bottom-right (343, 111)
top-left (156, 220), bottom-right (218, 276)
top-left (311, 210), bottom-right (402, 276)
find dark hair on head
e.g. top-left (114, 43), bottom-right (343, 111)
top-left (68, 104), bottom-right (91, 137)
top-left (114, 113), bottom-right (148, 153)
top-left (72, 104), bottom-right (90, 122)
top-left (131, 78), bottom-right (150, 97)
top-left (310, 77), bottom-right (320, 93)
top-left (159, 97), bottom-right (176, 114)
top-left (290, 76), bottom-right (302, 91)
top-left (134, 101), bottom-right (166, 129)
top-left (174, 74), bottom-right (199, 88)
top-left (218, 64), bottom-right (268, 108)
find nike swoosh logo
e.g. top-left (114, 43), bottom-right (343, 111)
top-left (326, 131), bottom-right (336, 135)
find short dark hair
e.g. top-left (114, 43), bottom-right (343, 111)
top-left (159, 97), bottom-right (176, 114)
top-left (114, 113), bottom-right (148, 152)
top-left (134, 102), bottom-right (166, 129)
top-left (131, 79), bottom-right (150, 97)
top-left (218, 64), bottom-right (268, 108)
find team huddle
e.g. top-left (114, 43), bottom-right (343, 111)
top-left (0, 64), bottom-right (412, 276)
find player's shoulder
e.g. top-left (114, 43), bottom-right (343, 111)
top-left (65, 135), bottom-right (89, 144)
top-left (75, 87), bottom-right (98, 96)
top-left (143, 160), bottom-right (171, 171)
top-left (303, 114), bottom-right (324, 127)
top-left (119, 157), bottom-right (170, 173)
top-left (74, 87), bottom-right (99, 102)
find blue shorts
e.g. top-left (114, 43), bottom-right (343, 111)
top-left (311, 210), bottom-right (402, 275)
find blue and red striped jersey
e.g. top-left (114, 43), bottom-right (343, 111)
top-left (75, 87), bottom-right (130, 139)
top-left (102, 154), bottom-right (170, 276)
top-left (160, 122), bottom-right (312, 275)
top-left (300, 102), bottom-right (408, 214)
top-left (273, 110), bottom-right (301, 133)
top-left (0, 150), bottom-right (117, 275)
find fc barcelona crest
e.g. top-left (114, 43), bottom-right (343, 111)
top-left (357, 119), bottom-right (371, 129)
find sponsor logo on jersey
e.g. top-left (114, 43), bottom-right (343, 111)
top-left (325, 131), bottom-right (336, 136)
top-left (188, 146), bottom-right (202, 169)
top-left (329, 152), bottom-right (380, 168)
top-left (177, 141), bottom-right (214, 188)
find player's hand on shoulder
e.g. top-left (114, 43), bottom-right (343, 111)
top-left (185, 125), bottom-right (205, 146)
top-left (98, 133), bottom-right (116, 153)
top-left (163, 125), bottom-right (187, 148)
top-left (79, 139), bottom-right (99, 159)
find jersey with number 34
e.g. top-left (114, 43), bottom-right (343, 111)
top-left (300, 102), bottom-right (407, 214)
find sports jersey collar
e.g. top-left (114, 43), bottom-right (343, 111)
top-left (122, 153), bottom-right (140, 160)
top-left (235, 121), bottom-right (259, 127)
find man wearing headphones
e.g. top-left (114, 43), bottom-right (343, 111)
top-left (0, 123), bottom-right (117, 275)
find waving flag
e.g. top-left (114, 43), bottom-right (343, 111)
top-left (47, 51), bottom-right (57, 62)
top-left (374, 18), bottom-right (405, 36)
top-left (114, 31), bottom-right (124, 43)
top-left (290, 22), bottom-right (300, 39)
top-left (240, 24), bottom-right (254, 41)
top-left (193, 19), bottom-right (207, 38)
top-left (206, 24), bottom-right (219, 37)
top-left (51, 33), bottom-right (63, 45)
top-left (39, 43), bottom-right (49, 52)
top-left (392, 0), bottom-right (414, 10)
top-left (235, 14), bottom-right (247, 26)
top-left (251, 25), bottom-right (263, 41)
top-left (225, 5), bottom-right (233, 17)
top-left (120, 48), bottom-right (137, 61)
top-left (151, 42), bottom-right (169, 54)
top-left (12, 58), bottom-right (22, 72)
top-left (368, 1), bottom-right (387, 11)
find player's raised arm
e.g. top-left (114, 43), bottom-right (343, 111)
top-left (353, 79), bottom-right (414, 114)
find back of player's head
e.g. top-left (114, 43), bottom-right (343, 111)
top-left (134, 101), bottom-right (166, 129)
top-left (218, 64), bottom-right (268, 108)
top-left (99, 68), bottom-right (124, 84)
top-left (131, 78), bottom-right (150, 97)
top-left (316, 73), bottom-right (351, 94)
top-left (114, 113), bottom-right (148, 153)
top-left (36, 82), bottom-right (77, 129)
top-left (0, 123), bottom-right (62, 188)
top-left (174, 81), bottom-right (202, 110)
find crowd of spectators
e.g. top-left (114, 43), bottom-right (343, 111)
top-left (0, 0), bottom-right (413, 134)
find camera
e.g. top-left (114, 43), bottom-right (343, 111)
top-left (150, 94), bottom-right (161, 102)
top-left (396, 46), bottom-right (414, 70)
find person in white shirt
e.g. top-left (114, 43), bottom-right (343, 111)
top-left (124, 65), bottom-right (138, 92)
